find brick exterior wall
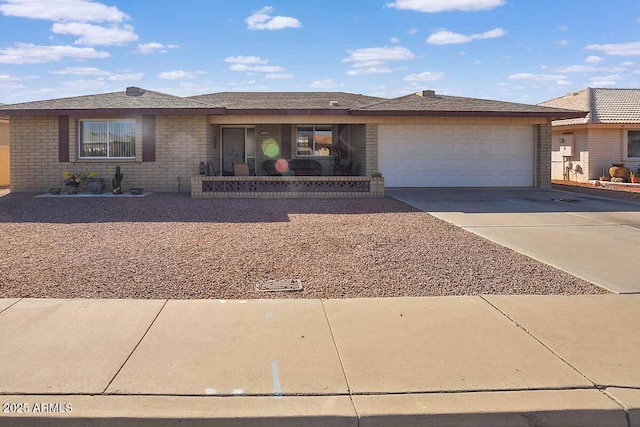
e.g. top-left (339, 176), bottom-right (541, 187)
top-left (9, 112), bottom-right (553, 191)
top-left (365, 124), bottom-right (378, 176)
top-left (10, 115), bottom-right (209, 192)
top-left (349, 125), bottom-right (366, 177)
top-left (0, 120), bottom-right (9, 186)
top-left (535, 122), bottom-right (552, 188)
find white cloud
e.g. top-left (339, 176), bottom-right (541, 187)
top-left (225, 56), bottom-right (285, 73)
top-left (265, 73), bottom-right (293, 79)
top-left (556, 39), bottom-right (568, 46)
top-left (0, 0), bottom-right (128, 23)
top-left (158, 70), bottom-right (205, 80)
top-left (558, 25), bottom-right (569, 31)
top-left (621, 61), bottom-right (635, 67)
top-left (246, 6), bottom-right (301, 30)
top-left (351, 60), bottom-right (384, 68)
top-left (585, 41), bottom-right (640, 56)
top-left (387, 0), bottom-right (505, 13)
top-left (224, 56), bottom-right (268, 64)
top-left (346, 67), bottom-right (392, 75)
top-left (390, 37), bottom-right (400, 44)
top-left (108, 72), bottom-right (143, 81)
top-left (404, 71), bottom-right (445, 81)
top-left (229, 64), bottom-right (285, 72)
top-left (585, 55), bottom-right (603, 64)
top-left (508, 73), bottom-right (568, 84)
top-left (59, 78), bottom-right (106, 89)
top-left (0, 74), bottom-right (25, 82)
top-left (0, 43), bottom-right (109, 64)
top-left (427, 28), bottom-right (506, 45)
top-left (52, 22), bottom-right (138, 45)
top-left (310, 79), bottom-right (341, 88)
top-left (554, 64), bottom-right (624, 73)
top-left (591, 74), bottom-right (620, 86)
top-left (51, 66), bottom-right (109, 75)
top-left (135, 42), bottom-right (177, 54)
top-left (343, 46), bottom-right (415, 64)
top-left (407, 28), bottom-right (418, 35)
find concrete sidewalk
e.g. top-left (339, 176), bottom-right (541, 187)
top-left (0, 296), bottom-right (638, 426)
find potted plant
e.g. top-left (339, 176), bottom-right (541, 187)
top-left (632, 167), bottom-right (640, 184)
top-left (63, 171), bottom-right (96, 194)
top-left (599, 169), bottom-right (610, 181)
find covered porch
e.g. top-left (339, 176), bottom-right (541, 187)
top-left (192, 119), bottom-right (382, 198)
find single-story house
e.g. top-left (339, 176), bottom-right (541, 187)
top-left (0, 103), bottom-right (9, 187)
top-left (539, 87), bottom-right (640, 182)
top-left (0, 88), bottom-right (582, 196)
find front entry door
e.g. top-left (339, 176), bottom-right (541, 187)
top-left (222, 128), bottom-right (246, 174)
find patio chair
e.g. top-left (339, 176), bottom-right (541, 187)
top-left (341, 161), bottom-right (354, 176)
top-left (233, 162), bottom-right (251, 176)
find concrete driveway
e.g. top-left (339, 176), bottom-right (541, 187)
top-left (388, 188), bottom-right (640, 294)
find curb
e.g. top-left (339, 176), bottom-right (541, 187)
top-left (0, 390), bottom-right (632, 427)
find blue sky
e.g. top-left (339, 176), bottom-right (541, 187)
top-left (0, 0), bottom-right (639, 104)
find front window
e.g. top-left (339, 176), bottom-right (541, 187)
top-left (296, 126), bottom-right (332, 156)
top-left (79, 120), bottom-right (136, 158)
top-left (628, 130), bottom-right (640, 158)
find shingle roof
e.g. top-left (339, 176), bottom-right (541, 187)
top-left (188, 92), bottom-right (384, 110)
top-left (539, 88), bottom-right (640, 125)
top-left (352, 93), bottom-right (583, 118)
top-left (0, 88), bottom-right (214, 112)
top-left (0, 88), bottom-right (585, 119)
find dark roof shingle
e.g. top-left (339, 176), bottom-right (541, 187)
top-left (188, 92), bottom-right (384, 110)
top-left (353, 93), bottom-right (585, 118)
top-left (0, 88), bottom-right (213, 111)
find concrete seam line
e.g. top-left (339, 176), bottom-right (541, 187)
top-left (465, 233), bottom-right (615, 294)
top-left (101, 299), bottom-right (169, 394)
top-left (0, 298), bottom-right (22, 316)
top-left (600, 388), bottom-right (632, 427)
top-left (319, 299), bottom-right (360, 422)
top-left (478, 295), bottom-right (600, 388)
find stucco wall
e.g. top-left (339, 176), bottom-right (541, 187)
top-left (551, 125), bottom-right (640, 181)
top-left (10, 115), bottom-right (210, 191)
top-left (551, 129), bottom-right (589, 182)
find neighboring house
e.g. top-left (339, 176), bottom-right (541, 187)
top-left (0, 87), bottom-right (582, 192)
top-left (539, 88), bottom-right (640, 182)
top-left (0, 103), bottom-right (9, 187)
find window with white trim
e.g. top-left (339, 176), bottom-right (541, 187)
top-left (79, 119), bottom-right (136, 159)
top-left (296, 126), bottom-right (332, 157)
top-left (628, 130), bottom-right (640, 158)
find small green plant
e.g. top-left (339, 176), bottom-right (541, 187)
top-left (112, 166), bottom-right (124, 194)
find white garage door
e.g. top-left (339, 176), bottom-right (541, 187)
top-left (378, 124), bottom-right (534, 187)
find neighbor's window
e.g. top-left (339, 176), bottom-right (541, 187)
top-left (79, 120), bottom-right (136, 158)
top-left (296, 126), bottom-right (332, 156)
top-left (628, 131), bottom-right (640, 158)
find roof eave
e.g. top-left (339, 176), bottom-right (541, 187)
top-left (226, 108), bottom-right (352, 116)
top-left (349, 110), bottom-right (587, 119)
top-left (0, 107), bottom-right (227, 116)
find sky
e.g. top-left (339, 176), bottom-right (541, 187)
top-left (0, 0), bottom-right (639, 105)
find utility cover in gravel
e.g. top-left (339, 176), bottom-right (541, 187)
top-left (0, 193), bottom-right (607, 299)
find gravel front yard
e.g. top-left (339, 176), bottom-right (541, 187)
top-left (553, 180), bottom-right (640, 203)
top-left (0, 192), bottom-right (606, 298)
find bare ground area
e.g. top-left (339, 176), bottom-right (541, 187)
top-left (0, 192), bottom-right (606, 298)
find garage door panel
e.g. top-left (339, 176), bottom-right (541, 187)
top-left (379, 124), bottom-right (534, 187)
